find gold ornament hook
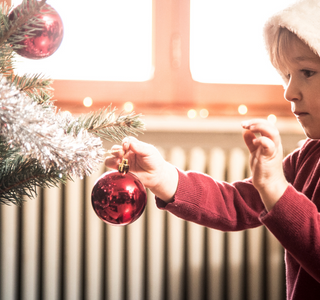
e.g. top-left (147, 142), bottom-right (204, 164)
top-left (118, 158), bottom-right (129, 174)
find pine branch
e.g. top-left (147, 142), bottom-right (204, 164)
top-left (67, 106), bottom-right (146, 142)
top-left (0, 138), bottom-right (70, 205)
top-left (7, 73), bottom-right (53, 104)
top-left (0, 3), bottom-right (15, 75)
top-left (0, 79), bottom-right (106, 177)
top-left (0, 44), bottom-right (14, 75)
top-left (0, 1), bottom-right (11, 34)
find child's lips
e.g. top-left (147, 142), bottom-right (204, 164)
top-left (294, 111), bottom-right (309, 119)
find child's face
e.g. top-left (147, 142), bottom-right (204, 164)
top-left (283, 36), bottom-right (320, 139)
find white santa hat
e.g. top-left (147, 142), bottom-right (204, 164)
top-left (264, 0), bottom-right (320, 58)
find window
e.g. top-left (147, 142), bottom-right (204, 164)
top-left (13, 0), bottom-right (153, 82)
top-left (8, 0), bottom-right (294, 118)
top-left (190, 0), bottom-right (295, 85)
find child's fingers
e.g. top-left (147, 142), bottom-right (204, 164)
top-left (241, 119), bottom-right (280, 144)
top-left (107, 145), bottom-right (124, 157)
top-left (243, 131), bottom-right (275, 157)
top-left (104, 155), bottom-right (122, 169)
top-left (252, 136), bottom-right (276, 156)
top-left (242, 119), bottom-right (278, 156)
top-left (104, 144), bottom-right (125, 169)
top-left (242, 129), bottom-right (258, 153)
top-left (123, 136), bottom-right (157, 157)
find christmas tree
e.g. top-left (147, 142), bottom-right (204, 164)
top-left (0, 0), bottom-right (145, 205)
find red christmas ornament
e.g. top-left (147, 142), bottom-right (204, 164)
top-left (91, 159), bottom-right (147, 226)
top-left (10, 3), bottom-right (64, 59)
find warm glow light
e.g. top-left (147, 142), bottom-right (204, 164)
top-left (188, 109), bottom-right (197, 119)
top-left (267, 114), bottom-right (277, 124)
top-left (124, 102), bottom-right (134, 112)
top-left (83, 97), bottom-right (93, 107)
top-left (199, 108), bottom-right (209, 118)
top-left (238, 104), bottom-right (248, 115)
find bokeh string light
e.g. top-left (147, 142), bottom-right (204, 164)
top-left (238, 104), bottom-right (248, 115)
top-left (83, 97), bottom-right (93, 107)
top-left (124, 102), bottom-right (134, 113)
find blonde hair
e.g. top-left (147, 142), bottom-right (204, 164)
top-left (269, 27), bottom-right (318, 76)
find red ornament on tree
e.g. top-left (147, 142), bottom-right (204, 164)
top-left (10, 3), bottom-right (64, 59)
top-left (91, 159), bottom-right (147, 226)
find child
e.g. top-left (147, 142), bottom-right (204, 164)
top-left (105, 0), bottom-right (320, 299)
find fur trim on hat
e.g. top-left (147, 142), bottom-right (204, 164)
top-left (264, 0), bottom-right (320, 57)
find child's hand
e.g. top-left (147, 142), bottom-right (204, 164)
top-left (105, 136), bottom-right (178, 202)
top-left (242, 119), bottom-right (289, 211)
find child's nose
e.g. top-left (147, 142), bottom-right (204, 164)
top-left (284, 77), bottom-right (301, 102)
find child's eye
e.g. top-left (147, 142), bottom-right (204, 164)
top-left (283, 73), bottom-right (290, 82)
top-left (301, 69), bottom-right (315, 78)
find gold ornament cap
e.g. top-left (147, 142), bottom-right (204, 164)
top-left (118, 158), bottom-right (129, 174)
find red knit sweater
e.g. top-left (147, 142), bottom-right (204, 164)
top-left (156, 138), bottom-right (320, 300)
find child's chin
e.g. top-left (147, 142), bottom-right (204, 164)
top-left (303, 131), bottom-right (320, 140)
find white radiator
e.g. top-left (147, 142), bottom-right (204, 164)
top-left (0, 137), bottom-right (290, 300)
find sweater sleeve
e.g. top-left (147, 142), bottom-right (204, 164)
top-left (156, 140), bottom-right (320, 284)
top-left (156, 168), bottom-right (265, 231)
top-left (260, 184), bottom-right (320, 283)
